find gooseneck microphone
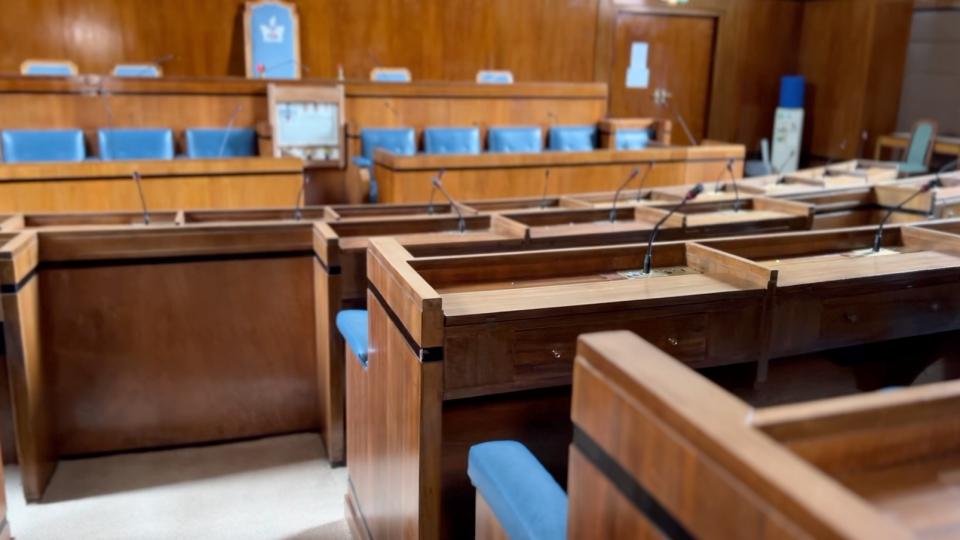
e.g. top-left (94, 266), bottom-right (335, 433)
top-left (540, 169), bottom-right (551, 209)
top-left (609, 168), bottom-right (641, 223)
top-left (634, 163), bottom-right (655, 202)
top-left (713, 158), bottom-right (734, 193)
top-left (642, 184), bottom-right (704, 275)
top-left (825, 139), bottom-right (847, 167)
top-left (132, 171), bottom-right (150, 225)
top-left (774, 150), bottom-right (796, 182)
top-left (872, 179), bottom-right (937, 253)
top-left (217, 104), bottom-right (243, 158)
top-left (431, 178), bottom-right (466, 233)
top-left (427, 169), bottom-right (445, 214)
top-left (259, 60), bottom-right (311, 78)
top-left (135, 54), bottom-right (175, 76)
top-left (384, 101), bottom-right (404, 126)
top-left (721, 159), bottom-right (741, 212)
top-left (294, 173), bottom-right (309, 220)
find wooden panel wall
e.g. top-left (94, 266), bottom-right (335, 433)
top-left (0, 0), bottom-right (599, 82)
top-left (0, 0), bottom-right (918, 157)
top-left (797, 0), bottom-right (914, 160)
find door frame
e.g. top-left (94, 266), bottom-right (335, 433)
top-left (594, 0), bottom-right (729, 141)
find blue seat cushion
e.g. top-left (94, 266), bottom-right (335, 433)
top-left (616, 128), bottom-right (652, 150)
top-left (468, 441), bottom-right (567, 540)
top-left (1, 129), bottom-right (86, 163)
top-left (488, 127), bottom-right (543, 153)
top-left (185, 128), bottom-right (257, 158)
top-left (548, 126), bottom-right (598, 152)
top-left (98, 129), bottom-right (174, 160)
top-left (336, 310), bottom-right (369, 366)
top-left (423, 127), bottom-right (481, 155)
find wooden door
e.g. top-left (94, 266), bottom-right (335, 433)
top-left (609, 12), bottom-right (717, 146)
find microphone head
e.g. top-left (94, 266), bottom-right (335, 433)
top-left (432, 178), bottom-right (442, 188)
top-left (438, 168), bottom-right (445, 180)
top-left (688, 184), bottom-right (705, 199)
top-left (922, 179), bottom-right (939, 192)
top-left (629, 167), bottom-right (640, 179)
top-left (726, 159), bottom-right (735, 171)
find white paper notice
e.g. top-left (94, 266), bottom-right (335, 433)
top-left (626, 41), bottom-right (650, 89)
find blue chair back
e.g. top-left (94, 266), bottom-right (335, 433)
top-left (423, 127), bottom-right (481, 155)
top-left (488, 127), bottom-right (543, 153)
top-left (359, 128), bottom-right (417, 163)
top-left (616, 128), bottom-right (653, 150)
top-left (21, 62), bottom-right (77, 76)
top-left (98, 129), bottom-right (175, 160)
top-left (468, 441), bottom-right (568, 540)
top-left (1, 130), bottom-right (86, 163)
top-left (905, 121), bottom-right (936, 166)
top-left (185, 128), bottom-right (257, 158)
top-left (548, 126), bottom-right (598, 152)
top-left (113, 64), bottom-right (161, 77)
top-left (371, 69), bottom-right (411, 82)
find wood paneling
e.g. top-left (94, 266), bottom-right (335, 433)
top-left (41, 255), bottom-right (318, 456)
top-left (0, 0), bottom-right (598, 82)
top-left (798, 0), bottom-right (914, 160)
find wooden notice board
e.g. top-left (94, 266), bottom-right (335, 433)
top-left (267, 84), bottom-right (345, 168)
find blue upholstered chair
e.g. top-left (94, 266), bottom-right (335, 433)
top-left (20, 60), bottom-right (78, 76)
top-left (896, 120), bottom-right (938, 175)
top-left (468, 441), bottom-right (568, 540)
top-left (352, 128), bottom-right (417, 202)
top-left (185, 128), bottom-right (257, 158)
top-left (616, 128), bottom-right (653, 150)
top-left (336, 310), bottom-right (369, 367)
top-left (112, 64), bottom-right (162, 77)
top-left (488, 127), bottom-right (543, 153)
top-left (548, 126), bottom-right (598, 152)
top-left (423, 127), bottom-right (481, 155)
top-left (98, 129), bottom-right (175, 160)
top-left (1, 130), bottom-right (86, 163)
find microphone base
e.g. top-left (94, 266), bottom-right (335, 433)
top-left (848, 247), bottom-right (901, 258)
top-left (618, 266), bottom-right (699, 280)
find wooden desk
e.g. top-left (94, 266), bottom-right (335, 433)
top-left (0, 223), bottom-right (321, 501)
top-left (698, 226), bottom-right (960, 361)
top-left (875, 131), bottom-right (960, 161)
top-left (0, 158), bottom-right (303, 213)
top-left (874, 171), bottom-right (960, 219)
top-left (348, 238), bottom-right (774, 539)
top-left (567, 329), bottom-right (947, 540)
top-left (785, 159), bottom-right (900, 186)
top-left (371, 144), bottom-right (746, 203)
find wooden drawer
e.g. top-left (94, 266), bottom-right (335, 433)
top-left (818, 281), bottom-right (960, 348)
top-left (513, 313), bottom-right (707, 377)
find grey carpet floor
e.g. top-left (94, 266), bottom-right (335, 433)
top-left (4, 433), bottom-right (352, 540)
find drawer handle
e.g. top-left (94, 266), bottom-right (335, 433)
top-left (551, 349), bottom-right (561, 359)
top-left (846, 314), bottom-right (859, 323)
top-left (667, 337), bottom-right (678, 346)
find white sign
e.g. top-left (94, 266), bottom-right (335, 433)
top-left (626, 41), bottom-right (650, 89)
